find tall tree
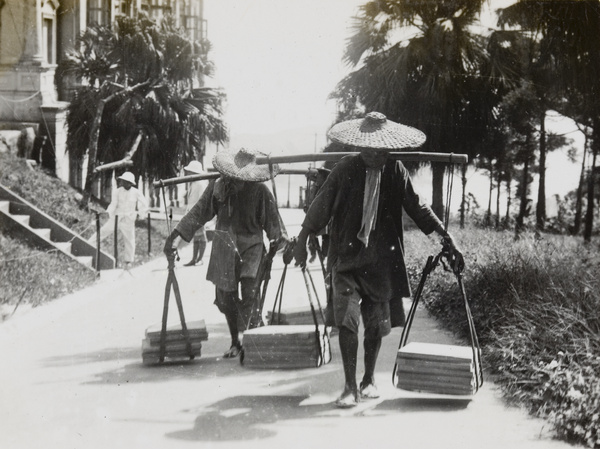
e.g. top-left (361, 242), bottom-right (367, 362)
top-left (57, 14), bottom-right (227, 202)
top-left (330, 0), bottom-right (490, 219)
top-left (498, 0), bottom-right (600, 241)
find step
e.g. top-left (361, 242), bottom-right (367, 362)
top-left (0, 200), bottom-right (8, 213)
top-left (75, 256), bottom-right (94, 268)
top-left (32, 228), bottom-right (51, 240)
top-left (54, 241), bottom-right (72, 253)
top-left (11, 214), bottom-right (30, 226)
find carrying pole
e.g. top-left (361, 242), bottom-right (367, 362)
top-left (255, 151), bottom-right (468, 165)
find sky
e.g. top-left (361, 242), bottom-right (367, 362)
top-left (204, 0), bottom-right (364, 142)
top-left (202, 0), bottom-right (584, 210)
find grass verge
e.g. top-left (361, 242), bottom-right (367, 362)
top-left (407, 228), bottom-right (600, 448)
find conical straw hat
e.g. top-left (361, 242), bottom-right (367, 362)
top-left (328, 112), bottom-right (426, 150)
top-left (212, 148), bottom-right (280, 181)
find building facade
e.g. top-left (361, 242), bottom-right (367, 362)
top-left (0, 0), bottom-right (206, 196)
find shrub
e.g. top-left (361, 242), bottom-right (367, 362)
top-left (418, 227), bottom-right (600, 448)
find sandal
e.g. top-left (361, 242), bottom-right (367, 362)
top-left (223, 343), bottom-right (242, 358)
top-left (334, 390), bottom-right (359, 409)
top-left (359, 382), bottom-right (380, 400)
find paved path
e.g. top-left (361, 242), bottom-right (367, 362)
top-left (0, 210), bottom-right (572, 449)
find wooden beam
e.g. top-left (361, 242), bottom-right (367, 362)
top-left (254, 151), bottom-right (468, 165)
top-left (151, 168), bottom-right (309, 188)
top-left (153, 173), bottom-right (219, 188)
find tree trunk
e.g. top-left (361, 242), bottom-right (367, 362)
top-left (460, 163), bottom-right (467, 229)
top-left (82, 82), bottom-right (149, 206)
top-left (516, 151), bottom-right (530, 235)
top-left (583, 127), bottom-right (598, 242)
top-left (536, 111), bottom-right (547, 230)
top-left (486, 164), bottom-right (493, 227)
top-left (82, 97), bottom-right (110, 205)
top-left (573, 131), bottom-right (588, 235)
top-left (431, 162), bottom-right (445, 220)
top-left (495, 164), bottom-right (502, 228)
top-left (505, 176), bottom-right (512, 224)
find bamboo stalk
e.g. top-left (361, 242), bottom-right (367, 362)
top-left (152, 168), bottom-right (310, 188)
top-left (255, 151), bottom-right (468, 165)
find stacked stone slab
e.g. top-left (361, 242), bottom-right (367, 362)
top-left (395, 342), bottom-right (477, 396)
top-left (142, 320), bottom-right (208, 365)
top-left (242, 325), bottom-right (331, 369)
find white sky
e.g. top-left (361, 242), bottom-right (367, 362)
top-left (202, 0), bottom-right (583, 207)
top-left (204, 0), bottom-right (365, 138)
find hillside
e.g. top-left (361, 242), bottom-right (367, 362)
top-left (0, 152), bottom-right (168, 317)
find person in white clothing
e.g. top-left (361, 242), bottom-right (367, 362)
top-left (88, 171), bottom-right (148, 266)
top-left (182, 161), bottom-right (208, 266)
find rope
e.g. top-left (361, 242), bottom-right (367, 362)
top-left (0, 91), bottom-right (42, 103)
top-left (393, 250), bottom-right (483, 393)
top-left (267, 156), bottom-right (278, 205)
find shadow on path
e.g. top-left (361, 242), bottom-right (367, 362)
top-left (167, 395), bottom-right (331, 441)
top-left (375, 397), bottom-right (471, 413)
top-left (167, 393), bottom-right (473, 442)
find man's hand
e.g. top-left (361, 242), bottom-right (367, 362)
top-left (292, 238), bottom-right (308, 268)
top-left (163, 230), bottom-right (181, 264)
top-left (282, 238), bottom-right (296, 265)
top-left (441, 233), bottom-right (465, 274)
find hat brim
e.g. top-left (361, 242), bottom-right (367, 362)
top-left (212, 150), bottom-right (280, 181)
top-left (184, 168), bottom-right (204, 175)
top-left (328, 118), bottom-right (426, 150)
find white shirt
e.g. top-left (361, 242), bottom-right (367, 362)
top-left (107, 186), bottom-right (148, 219)
top-left (185, 180), bottom-right (208, 213)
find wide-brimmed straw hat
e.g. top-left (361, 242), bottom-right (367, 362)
top-left (327, 111), bottom-right (426, 150)
top-left (212, 148), bottom-right (280, 182)
top-left (183, 160), bottom-right (204, 174)
top-left (117, 171), bottom-right (136, 185)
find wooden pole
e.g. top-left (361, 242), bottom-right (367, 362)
top-left (254, 151), bottom-right (468, 165)
top-left (113, 215), bottom-right (118, 267)
top-left (95, 212), bottom-right (101, 272)
top-left (147, 212), bottom-right (151, 255)
top-left (152, 168), bottom-right (309, 188)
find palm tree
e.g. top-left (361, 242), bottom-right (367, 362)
top-left (330, 0), bottom-right (491, 219)
top-left (57, 14), bottom-right (227, 203)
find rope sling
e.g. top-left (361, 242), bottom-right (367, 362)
top-left (152, 182), bottom-right (196, 364)
top-left (239, 163), bottom-right (331, 368)
top-left (392, 161), bottom-right (484, 395)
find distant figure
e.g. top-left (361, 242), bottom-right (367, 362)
top-left (88, 171), bottom-right (148, 267)
top-left (291, 112), bottom-right (464, 408)
top-left (164, 148), bottom-right (290, 358)
top-left (182, 161), bottom-right (209, 266)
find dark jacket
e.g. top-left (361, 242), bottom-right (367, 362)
top-left (302, 154), bottom-right (442, 302)
top-left (176, 178), bottom-right (286, 291)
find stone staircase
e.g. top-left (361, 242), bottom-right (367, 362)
top-left (0, 185), bottom-right (115, 271)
